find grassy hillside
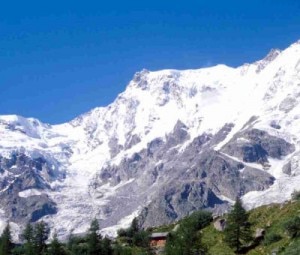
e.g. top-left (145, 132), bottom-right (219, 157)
top-left (201, 200), bottom-right (300, 255)
top-left (114, 197), bottom-right (300, 254)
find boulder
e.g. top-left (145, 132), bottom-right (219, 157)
top-left (213, 218), bottom-right (227, 231)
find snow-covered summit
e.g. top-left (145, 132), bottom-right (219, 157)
top-left (1, 40), bottom-right (300, 240)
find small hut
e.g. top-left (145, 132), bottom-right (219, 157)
top-left (149, 232), bottom-right (169, 248)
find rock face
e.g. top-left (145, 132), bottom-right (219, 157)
top-left (214, 218), bottom-right (227, 231)
top-left (134, 127), bottom-right (276, 227)
top-left (254, 228), bottom-right (266, 239)
top-left (222, 129), bottom-right (295, 164)
top-left (0, 153), bottom-right (58, 232)
top-left (1, 40), bottom-right (300, 239)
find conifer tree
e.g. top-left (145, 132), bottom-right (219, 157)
top-left (48, 232), bottom-right (65, 255)
top-left (101, 237), bottom-right (113, 255)
top-left (224, 197), bottom-right (252, 253)
top-left (33, 221), bottom-right (49, 255)
top-left (67, 233), bottom-right (88, 255)
top-left (165, 211), bottom-right (211, 255)
top-left (0, 223), bottom-right (12, 255)
top-left (87, 219), bottom-right (102, 255)
top-left (130, 218), bottom-right (139, 236)
top-left (22, 223), bottom-right (34, 255)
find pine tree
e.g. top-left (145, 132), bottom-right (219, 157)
top-left (0, 223), bottom-right (13, 255)
top-left (165, 211), bottom-right (211, 255)
top-left (224, 197), bottom-right (252, 253)
top-left (87, 219), bottom-right (102, 255)
top-left (22, 223), bottom-right (34, 255)
top-left (101, 237), bottom-right (113, 255)
top-left (130, 218), bottom-right (139, 235)
top-left (67, 234), bottom-right (88, 255)
top-left (48, 233), bottom-right (65, 255)
top-left (33, 221), bottom-right (49, 255)
top-left (125, 217), bottom-right (139, 239)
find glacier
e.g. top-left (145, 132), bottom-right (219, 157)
top-left (1, 40), bottom-right (300, 240)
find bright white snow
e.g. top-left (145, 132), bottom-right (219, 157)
top-left (18, 189), bottom-right (43, 198)
top-left (1, 40), bottom-right (300, 237)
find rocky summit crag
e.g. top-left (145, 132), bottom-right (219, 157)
top-left (1, 40), bottom-right (300, 240)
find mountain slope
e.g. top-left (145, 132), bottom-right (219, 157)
top-left (1, 40), bottom-right (300, 240)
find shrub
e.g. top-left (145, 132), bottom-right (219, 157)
top-left (132, 230), bottom-right (150, 248)
top-left (291, 190), bottom-right (300, 201)
top-left (187, 210), bottom-right (212, 230)
top-left (263, 232), bottom-right (282, 245)
top-left (281, 239), bottom-right (300, 255)
top-left (283, 216), bottom-right (300, 238)
top-left (117, 228), bottom-right (129, 237)
top-left (165, 210), bottom-right (211, 255)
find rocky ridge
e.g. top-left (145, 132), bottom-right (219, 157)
top-left (1, 40), bottom-right (300, 240)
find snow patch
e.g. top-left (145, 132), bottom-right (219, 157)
top-left (217, 195), bottom-right (235, 204)
top-left (18, 189), bottom-right (43, 198)
top-left (101, 209), bottom-right (141, 237)
top-left (243, 175), bottom-right (300, 210)
top-left (1, 40), bottom-right (300, 239)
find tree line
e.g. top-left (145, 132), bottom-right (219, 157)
top-left (0, 216), bottom-right (152, 255)
top-left (0, 219), bottom-right (114, 255)
top-left (2, 196), bottom-right (299, 255)
top-left (0, 199), bottom-right (252, 255)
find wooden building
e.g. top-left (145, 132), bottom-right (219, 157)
top-left (149, 232), bottom-right (169, 248)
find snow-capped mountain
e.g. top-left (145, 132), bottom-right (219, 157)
top-left (1, 40), bottom-right (300, 240)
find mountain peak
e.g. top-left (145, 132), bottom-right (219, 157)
top-left (263, 48), bottom-right (281, 62)
top-left (254, 48), bottom-right (281, 73)
top-left (2, 40), bottom-right (300, 240)
top-left (131, 69), bottom-right (151, 90)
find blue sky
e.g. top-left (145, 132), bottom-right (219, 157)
top-left (1, 0), bottom-right (300, 124)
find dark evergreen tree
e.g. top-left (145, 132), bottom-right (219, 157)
top-left (165, 232), bottom-right (185, 255)
top-left (66, 231), bottom-right (75, 253)
top-left (128, 218), bottom-right (139, 238)
top-left (165, 211), bottom-right (211, 255)
top-left (132, 230), bottom-right (150, 248)
top-left (101, 237), bottom-right (113, 255)
top-left (224, 197), bottom-right (252, 253)
top-left (283, 216), bottom-right (300, 238)
top-left (165, 222), bottom-right (201, 255)
top-left (112, 244), bottom-right (132, 255)
top-left (33, 221), bottom-right (49, 255)
top-left (22, 223), bottom-right (34, 255)
top-left (291, 190), bottom-right (300, 201)
top-left (0, 223), bottom-right (13, 255)
top-left (10, 245), bottom-right (25, 255)
top-left (48, 233), bottom-right (66, 255)
top-left (87, 219), bottom-right (102, 255)
top-left (68, 235), bottom-right (88, 255)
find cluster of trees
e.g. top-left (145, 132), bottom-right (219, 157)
top-left (165, 210), bottom-right (212, 255)
top-left (0, 217), bottom-right (152, 255)
top-left (115, 218), bottom-right (152, 254)
top-left (0, 219), bottom-right (113, 255)
top-left (0, 221), bottom-right (51, 255)
top-left (1, 195), bottom-right (299, 255)
top-left (223, 196), bottom-right (300, 254)
top-left (0, 224), bottom-right (13, 255)
top-left (0, 200), bottom-right (252, 255)
top-left (164, 198), bottom-right (254, 255)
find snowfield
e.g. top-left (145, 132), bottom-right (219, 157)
top-left (1, 40), bottom-right (300, 239)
